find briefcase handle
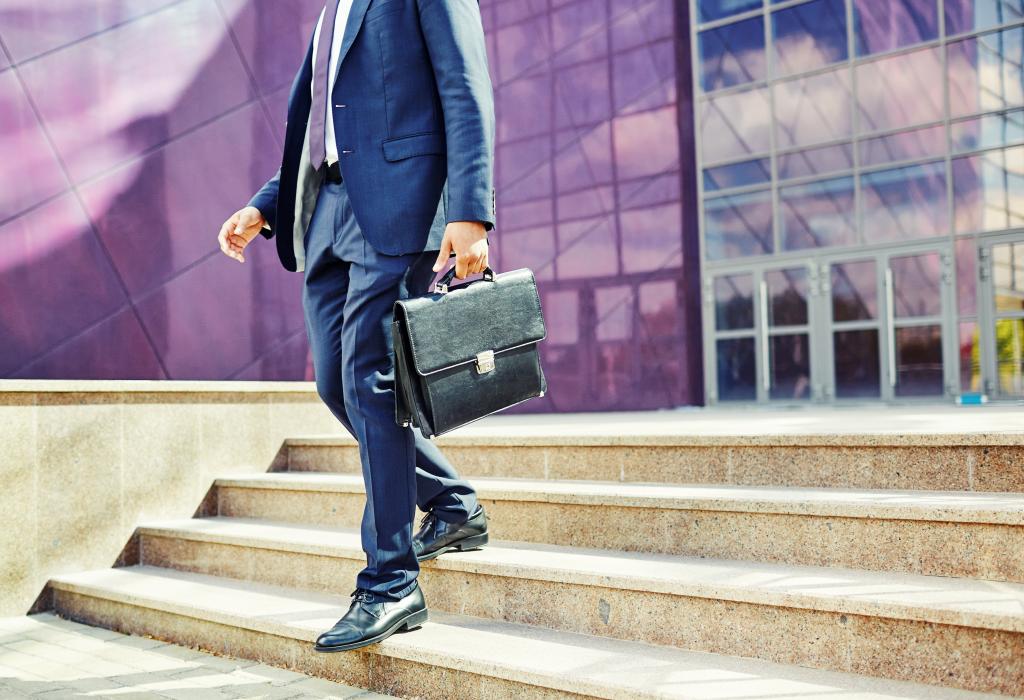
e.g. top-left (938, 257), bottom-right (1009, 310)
top-left (434, 263), bottom-right (495, 294)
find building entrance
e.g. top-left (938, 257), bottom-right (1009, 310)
top-left (706, 243), bottom-right (957, 404)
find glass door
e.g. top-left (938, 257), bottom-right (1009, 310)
top-left (762, 265), bottom-right (814, 401)
top-left (886, 250), bottom-right (950, 397)
top-left (824, 257), bottom-right (883, 399)
top-left (706, 246), bottom-right (952, 404)
top-left (706, 264), bottom-right (816, 403)
top-left (821, 247), bottom-right (953, 401)
top-left (708, 272), bottom-right (757, 402)
top-left (979, 235), bottom-right (1024, 399)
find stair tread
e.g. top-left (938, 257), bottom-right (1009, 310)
top-left (284, 416), bottom-right (1024, 445)
top-left (49, 565), bottom-right (1000, 700)
top-left (138, 516), bottom-right (1024, 633)
top-left (216, 473), bottom-right (1024, 524)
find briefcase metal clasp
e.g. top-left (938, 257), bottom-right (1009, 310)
top-left (475, 350), bottom-right (495, 374)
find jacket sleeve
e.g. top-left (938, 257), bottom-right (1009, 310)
top-left (248, 167), bottom-right (281, 240)
top-left (418, 0), bottom-right (496, 231)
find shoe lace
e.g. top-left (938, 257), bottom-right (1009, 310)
top-left (417, 510), bottom-right (436, 531)
top-left (350, 588), bottom-right (375, 605)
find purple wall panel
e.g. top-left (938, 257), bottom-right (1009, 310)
top-left (79, 101), bottom-right (280, 296)
top-left (13, 307), bottom-right (166, 380)
top-left (486, 0), bottom-right (698, 411)
top-left (551, 0), bottom-right (608, 68)
top-left (17, 0), bottom-right (254, 183)
top-left (621, 203), bottom-right (684, 273)
top-left (614, 40), bottom-right (676, 114)
top-left (219, 0), bottom-right (324, 97)
top-left (613, 0), bottom-right (675, 49)
top-left (0, 0), bottom-right (698, 411)
top-left (613, 107), bottom-right (680, 179)
top-left (133, 247), bottom-right (304, 379)
top-left (233, 331), bottom-right (312, 381)
top-left (555, 125), bottom-right (614, 191)
top-left (0, 194), bottom-right (128, 375)
top-left (0, 1), bottom-right (178, 62)
top-left (262, 85), bottom-right (293, 144)
top-left (555, 65), bottom-right (611, 129)
top-left (497, 73), bottom-right (552, 141)
top-left (0, 0), bottom-right (320, 383)
top-left (0, 71), bottom-right (66, 220)
top-left (497, 133), bottom-right (553, 201)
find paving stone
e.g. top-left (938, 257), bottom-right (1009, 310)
top-left (240, 665), bottom-right (311, 686)
top-left (157, 686), bottom-right (239, 700)
top-left (0, 615), bottom-right (388, 699)
top-left (5, 639), bottom-right (92, 665)
top-left (284, 676), bottom-right (369, 698)
top-left (27, 687), bottom-right (81, 699)
top-left (0, 681), bottom-right (32, 698)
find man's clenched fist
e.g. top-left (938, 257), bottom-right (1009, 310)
top-left (432, 221), bottom-right (488, 279)
top-left (218, 206), bottom-right (266, 263)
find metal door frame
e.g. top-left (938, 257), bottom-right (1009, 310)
top-left (703, 259), bottom-right (822, 405)
top-left (977, 229), bottom-right (1024, 400)
top-left (818, 243), bottom-right (955, 402)
top-left (704, 240), bottom-right (956, 405)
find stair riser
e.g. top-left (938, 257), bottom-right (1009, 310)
top-left (216, 486), bottom-right (1024, 583)
top-left (52, 591), bottom-right (598, 700)
top-left (138, 534), bottom-right (1024, 695)
top-left (285, 444), bottom-right (1024, 492)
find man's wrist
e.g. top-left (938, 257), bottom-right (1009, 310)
top-left (449, 220), bottom-right (488, 237)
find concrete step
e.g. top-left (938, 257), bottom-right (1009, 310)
top-left (48, 565), bottom-right (1008, 700)
top-left (131, 517), bottom-right (1024, 694)
top-left (212, 473), bottom-right (1024, 582)
top-left (281, 434), bottom-right (1024, 493)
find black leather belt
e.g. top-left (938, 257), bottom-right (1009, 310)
top-left (324, 161), bottom-right (343, 183)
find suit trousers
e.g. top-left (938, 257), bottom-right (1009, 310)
top-left (301, 177), bottom-right (480, 600)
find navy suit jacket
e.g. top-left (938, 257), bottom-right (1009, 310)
top-left (249, 0), bottom-right (496, 272)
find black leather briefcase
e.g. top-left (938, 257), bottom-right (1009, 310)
top-left (392, 265), bottom-right (548, 438)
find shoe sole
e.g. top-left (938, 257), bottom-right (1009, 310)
top-left (416, 531), bottom-right (489, 563)
top-left (313, 607), bottom-right (429, 653)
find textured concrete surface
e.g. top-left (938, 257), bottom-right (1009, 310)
top-left (8, 382), bottom-right (1017, 616)
top-left (287, 440), bottom-right (1024, 492)
top-left (216, 473), bottom-right (1024, 523)
top-left (124, 520), bottom-right (1024, 692)
top-left (48, 567), bottom-right (1007, 700)
top-left (7, 383), bottom-right (1024, 696)
top-left (211, 474), bottom-right (1024, 581)
top-left (0, 612), bottom-right (391, 698)
top-left (133, 518), bottom-right (1024, 632)
top-left (291, 404), bottom-right (1024, 442)
top-left (0, 385), bottom-right (341, 616)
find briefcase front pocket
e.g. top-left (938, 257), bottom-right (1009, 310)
top-left (421, 343), bottom-right (546, 433)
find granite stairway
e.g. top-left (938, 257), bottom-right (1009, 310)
top-left (48, 433), bottom-right (1024, 698)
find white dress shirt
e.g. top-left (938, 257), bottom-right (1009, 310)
top-left (311, 0), bottom-right (355, 166)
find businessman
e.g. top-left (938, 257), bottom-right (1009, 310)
top-left (216, 0), bottom-right (494, 652)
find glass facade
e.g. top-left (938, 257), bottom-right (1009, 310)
top-left (0, 0), bottom-right (699, 412)
top-left (484, 0), bottom-right (701, 411)
top-left (694, 0), bottom-right (1024, 403)
top-left (0, 0), bottom-right (327, 382)
top-left (2, 0), bottom-right (1019, 409)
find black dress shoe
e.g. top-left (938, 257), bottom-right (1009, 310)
top-left (413, 504), bottom-right (489, 562)
top-left (314, 583), bottom-right (428, 653)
